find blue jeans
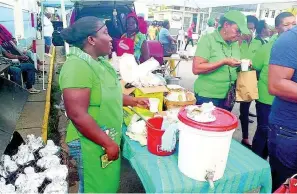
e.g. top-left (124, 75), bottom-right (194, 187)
top-left (44, 36), bottom-right (52, 46)
top-left (68, 140), bottom-right (84, 193)
top-left (268, 124), bottom-right (297, 191)
top-left (8, 63), bottom-right (35, 89)
top-left (252, 101), bottom-right (271, 159)
top-left (195, 94), bottom-right (232, 111)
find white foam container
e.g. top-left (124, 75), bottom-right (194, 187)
top-left (177, 106), bottom-right (238, 181)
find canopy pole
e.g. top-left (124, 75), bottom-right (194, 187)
top-left (208, 7), bottom-right (212, 20)
top-left (41, 3), bottom-right (46, 91)
top-left (256, 4), bottom-right (261, 18)
top-left (60, 0), bottom-right (69, 54)
top-left (181, 0), bottom-right (187, 30)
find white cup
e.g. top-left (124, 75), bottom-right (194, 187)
top-left (241, 59), bottom-right (250, 72)
top-left (149, 98), bottom-right (160, 113)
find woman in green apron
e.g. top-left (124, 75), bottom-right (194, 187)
top-left (59, 17), bottom-right (148, 193)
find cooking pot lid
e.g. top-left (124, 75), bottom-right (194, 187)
top-left (178, 106), bottom-right (238, 132)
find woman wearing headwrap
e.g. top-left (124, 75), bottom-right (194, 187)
top-left (59, 16), bottom-right (149, 193)
top-left (120, 12), bottom-right (146, 62)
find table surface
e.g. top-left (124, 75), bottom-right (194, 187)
top-left (122, 126), bottom-right (272, 193)
top-left (0, 63), bottom-right (11, 74)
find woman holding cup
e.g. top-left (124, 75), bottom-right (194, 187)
top-left (238, 15), bottom-right (263, 148)
top-left (192, 10), bottom-right (250, 111)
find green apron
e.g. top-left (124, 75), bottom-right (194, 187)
top-left (72, 48), bottom-right (123, 193)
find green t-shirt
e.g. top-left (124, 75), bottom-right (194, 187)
top-left (240, 39), bottom-right (263, 60)
top-left (252, 36), bottom-right (277, 105)
top-left (194, 30), bottom-right (240, 99)
top-left (59, 55), bottom-right (102, 143)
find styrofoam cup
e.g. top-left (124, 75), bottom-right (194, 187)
top-left (241, 59), bottom-right (250, 72)
top-left (149, 98), bottom-right (160, 113)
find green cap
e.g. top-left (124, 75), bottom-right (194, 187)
top-left (207, 18), bottom-right (215, 27)
top-left (224, 10), bottom-right (250, 35)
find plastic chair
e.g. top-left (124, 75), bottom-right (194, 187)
top-left (140, 40), bottom-right (164, 64)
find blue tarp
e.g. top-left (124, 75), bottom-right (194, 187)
top-left (41, 0), bottom-right (74, 8)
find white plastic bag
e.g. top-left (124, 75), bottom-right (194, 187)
top-left (119, 53), bottom-right (138, 83)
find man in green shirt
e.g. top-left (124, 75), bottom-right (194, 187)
top-left (252, 12), bottom-right (296, 159)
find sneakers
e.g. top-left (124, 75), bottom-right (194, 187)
top-left (28, 87), bottom-right (41, 94)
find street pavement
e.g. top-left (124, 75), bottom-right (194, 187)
top-left (118, 45), bottom-right (258, 193)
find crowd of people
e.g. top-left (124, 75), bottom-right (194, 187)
top-left (193, 10), bottom-right (296, 191)
top-left (54, 7), bottom-right (297, 193)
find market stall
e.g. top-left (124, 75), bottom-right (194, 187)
top-left (122, 127), bottom-right (272, 193)
top-left (118, 53), bottom-right (272, 193)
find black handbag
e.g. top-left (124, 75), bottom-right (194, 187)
top-left (224, 66), bottom-right (236, 110)
top-left (162, 43), bottom-right (177, 57)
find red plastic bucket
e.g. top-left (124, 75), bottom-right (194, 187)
top-left (146, 117), bottom-right (175, 156)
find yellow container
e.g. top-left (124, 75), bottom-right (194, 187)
top-left (123, 89), bottom-right (166, 126)
top-left (133, 88), bottom-right (164, 112)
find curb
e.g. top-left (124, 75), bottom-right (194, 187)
top-left (42, 47), bottom-right (56, 143)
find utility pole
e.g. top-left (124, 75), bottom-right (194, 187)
top-left (181, 0), bottom-right (187, 30)
top-left (60, 0), bottom-right (69, 54)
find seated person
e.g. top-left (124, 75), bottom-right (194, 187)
top-left (0, 45), bottom-right (40, 94)
top-left (120, 12), bottom-right (146, 62)
top-left (12, 38), bottom-right (44, 73)
top-left (158, 20), bottom-right (177, 56)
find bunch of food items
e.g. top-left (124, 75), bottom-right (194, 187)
top-left (0, 135), bottom-right (68, 194)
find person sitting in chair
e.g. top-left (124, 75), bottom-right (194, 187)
top-left (12, 38), bottom-right (44, 73)
top-left (0, 45), bottom-right (40, 94)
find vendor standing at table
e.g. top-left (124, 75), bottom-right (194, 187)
top-left (192, 10), bottom-right (250, 111)
top-left (59, 17), bottom-right (149, 193)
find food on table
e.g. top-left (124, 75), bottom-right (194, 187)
top-left (15, 167), bottom-right (45, 194)
top-left (26, 135), bottom-right (44, 152)
top-left (0, 178), bottom-right (15, 194)
top-left (39, 140), bottom-right (59, 157)
top-left (12, 144), bottom-right (35, 166)
top-left (44, 165), bottom-right (68, 181)
top-left (37, 155), bottom-right (60, 169)
top-left (43, 179), bottom-right (68, 194)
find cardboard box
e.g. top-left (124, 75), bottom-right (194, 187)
top-left (120, 80), bottom-right (168, 95)
top-left (121, 80), bottom-right (169, 125)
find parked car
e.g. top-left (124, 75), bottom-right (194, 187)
top-left (70, 0), bottom-right (164, 64)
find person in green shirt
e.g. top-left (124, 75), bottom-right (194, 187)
top-left (251, 12), bottom-right (296, 159)
top-left (192, 10), bottom-right (250, 111)
top-left (59, 17), bottom-right (149, 193)
top-left (255, 20), bottom-right (270, 44)
top-left (238, 15), bottom-right (262, 149)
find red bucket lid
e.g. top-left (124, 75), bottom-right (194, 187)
top-left (178, 106), bottom-right (238, 132)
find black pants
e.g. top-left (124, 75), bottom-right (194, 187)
top-left (178, 40), bottom-right (182, 50)
top-left (185, 38), bottom-right (193, 50)
top-left (252, 101), bottom-right (271, 159)
top-left (239, 101), bottom-right (251, 139)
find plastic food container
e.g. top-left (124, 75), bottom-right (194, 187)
top-left (177, 106), bottom-right (238, 182)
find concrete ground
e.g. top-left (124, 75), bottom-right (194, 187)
top-left (16, 63), bottom-right (50, 139)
